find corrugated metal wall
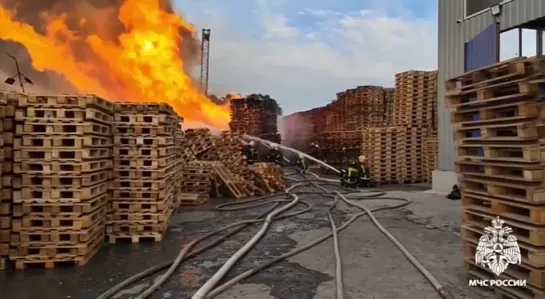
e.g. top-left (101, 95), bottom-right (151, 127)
top-left (438, 0), bottom-right (545, 172)
top-left (464, 23), bottom-right (499, 71)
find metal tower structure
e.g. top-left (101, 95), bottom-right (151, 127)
top-left (200, 28), bottom-right (211, 95)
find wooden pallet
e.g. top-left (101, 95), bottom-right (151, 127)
top-left (111, 189), bottom-right (170, 200)
top-left (113, 167), bottom-right (175, 180)
top-left (14, 182), bottom-right (108, 203)
top-left (15, 107), bottom-right (113, 123)
top-left (114, 155), bottom-right (178, 169)
top-left (109, 200), bottom-right (170, 213)
top-left (446, 57), bottom-right (534, 92)
top-left (455, 160), bottom-right (544, 183)
top-left (212, 164), bottom-right (248, 199)
top-left (13, 194), bottom-right (107, 217)
top-left (462, 192), bottom-right (545, 225)
top-left (113, 125), bottom-right (176, 136)
top-left (459, 177), bottom-right (545, 203)
top-left (14, 135), bottom-right (112, 149)
top-left (14, 159), bottom-right (112, 175)
top-left (114, 113), bottom-right (179, 125)
top-left (446, 75), bottom-right (533, 108)
top-left (113, 146), bottom-right (177, 158)
top-left (20, 171), bottom-right (110, 188)
top-left (106, 221), bottom-right (167, 234)
top-left (179, 193), bottom-right (208, 206)
top-left (18, 94), bottom-right (114, 112)
top-left (14, 146), bottom-right (111, 162)
top-left (11, 230), bottom-right (104, 258)
top-left (10, 228), bottom-right (104, 270)
top-left (112, 179), bottom-right (168, 190)
top-left (12, 206), bottom-right (106, 231)
top-left (113, 102), bottom-right (177, 114)
top-left (10, 221), bottom-right (104, 245)
top-left (106, 208), bottom-right (172, 224)
top-left (456, 143), bottom-right (540, 163)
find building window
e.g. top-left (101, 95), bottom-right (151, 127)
top-left (464, 0), bottom-right (511, 19)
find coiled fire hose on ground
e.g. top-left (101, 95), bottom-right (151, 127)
top-left (96, 135), bottom-right (453, 299)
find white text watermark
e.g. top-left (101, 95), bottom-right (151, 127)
top-left (469, 279), bottom-right (527, 287)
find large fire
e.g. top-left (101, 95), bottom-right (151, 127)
top-left (0, 0), bottom-right (229, 129)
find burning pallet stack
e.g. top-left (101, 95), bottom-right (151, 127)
top-left (448, 57), bottom-right (545, 299)
top-left (394, 70), bottom-right (437, 183)
top-left (229, 95), bottom-right (281, 143)
top-left (9, 94), bottom-right (111, 269)
top-left (108, 103), bottom-right (181, 244)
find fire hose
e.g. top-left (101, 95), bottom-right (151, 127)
top-left (96, 136), bottom-right (453, 299)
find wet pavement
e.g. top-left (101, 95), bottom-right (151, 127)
top-left (0, 181), bottom-right (490, 299)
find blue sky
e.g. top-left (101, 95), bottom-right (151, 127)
top-left (173, 0), bottom-right (440, 114)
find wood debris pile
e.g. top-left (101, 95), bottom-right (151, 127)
top-left (179, 129), bottom-right (287, 205)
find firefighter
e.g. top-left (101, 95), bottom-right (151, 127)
top-left (340, 160), bottom-right (359, 188)
top-left (354, 155), bottom-right (372, 188)
top-left (295, 152), bottom-right (307, 175)
top-left (242, 140), bottom-right (258, 164)
top-left (268, 144), bottom-right (284, 166)
top-left (341, 155), bottom-right (372, 188)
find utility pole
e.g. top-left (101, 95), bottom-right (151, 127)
top-left (0, 48), bottom-right (32, 92)
top-left (200, 28), bottom-right (211, 96)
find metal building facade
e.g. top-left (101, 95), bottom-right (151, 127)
top-left (437, 0), bottom-right (545, 177)
top-left (464, 23), bottom-right (500, 72)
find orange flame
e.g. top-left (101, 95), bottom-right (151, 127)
top-left (0, 0), bottom-right (229, 129)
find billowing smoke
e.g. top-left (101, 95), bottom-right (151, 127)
top-left (280, 111), bottom-right (313, 150)
top-left (0, 0), bottom-right (200, 93)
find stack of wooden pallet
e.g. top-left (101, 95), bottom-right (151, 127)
top-left (315, 131), bottom-right (362, 151)
top-left (362, 127), bottom-right (403, 184)
top-left (229, 95), bottom-right (281, 143)
top-left (1, 93), bottom-right (17, 270)
top-left (181, 161), bottom-right (214, 205)
top-left (399, 127), bottom-right (427, 183)
top-left (393, 70), bottom-right (437, 183)
top-left (324, 102), bottom-right (341, 132)
top-left (353, 86), bottom-right (387, 128)
top-left (0, 95), bottom-right (6, 269)
top-left (311, 106), bottom-right (327, 143)
top-left (393, 70), bottom-right (437, 125)
top-left (447, 57), bottom-right (545, 298)
top-left (9, 94), bottom-right (112, 269)
top-left (383, 88), bottom-right (396, 124)
top-left (175, 129), bottom-right (287, 204)
top-left (423, 128), bottom-right (438, 182)
top-left (108, 103), bottom-right (181, 244)
top-left (229, 97), bottom-right (260, 134)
